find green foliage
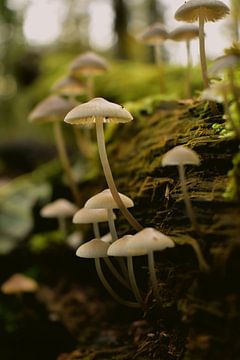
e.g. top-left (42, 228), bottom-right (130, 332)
top-left (29, 230), bottom-right (65, 253)
top-left (224, 151), bottom-right (240, 201)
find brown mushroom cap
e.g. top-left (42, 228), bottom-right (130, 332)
top-left (139, 22), bottom-right (168, 45)
top-left (175, 0), bottom-right (230, 23)
top-left (70, 51), bottom-right (109, 78)
top-left (169, 25), bottom-right (199, 41)
top-left (1, 274), bottom-right (38, 294)
top-left (52, 76), bottom-right (86, 97)
top-left (64, 97), bottom-right (133, 125)
top-left (28, 95), bottom-right (76, 124)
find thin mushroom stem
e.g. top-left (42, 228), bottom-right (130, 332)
top-left (107, 208), bottom-right (129, 278)
top-left (86, 76), bottom-right (94, 100)
top-left (95, 258), bottom-right (140, 308)
top-left (58, 217), bottom-right (67, 235)
top-left (148, 250), bottom-right (160, 300)
top-left (107, 209), bottom-right (118, 241)
top-left (93, 222), bottom-right (130, 289)
top-left (154, 44), bottom-right (162, 67)
top-left (198, 15), bottom-right (209, 89)
top-left (95, 119), bottom-right (143, 231)
top-left (178, 164), bottom-right (199, 232)
top-left (186, 40), bottom-right (192, 98)
top-left (73, 126), bottom-right (93, 159)
top-left (127, 256), bottom-right (144, 307)
top-left (53, 121), bottom-right (81, 205)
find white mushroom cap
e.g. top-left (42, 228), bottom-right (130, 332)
top-left (76, 239), bottom-right (109, 258)
top-left (162, 146), bottom-right (200, 167)
top-left (169, 25), bottom-right (199, 41)
top-left (139, 22), bottom-right (168, 45)
top-left (40, 199), bottom-right (78, 218)
top-left (70, 51), bottom-right (108, 77)
top-left (101, 232), bottom-right (113, 244)
top-left (175, 0), bottom-right (230, 23)
top-left (126, 228), bottom-right (175, 256)
top-left (84, 189), bottom-right (134, 210)
top-left (73, 207), bottom-right (116, 224)
top-left (28, 95), bottom-right (76, 124)
top-left (107, 235), bottom-right (134, 256)
top-left (200, 80), bottom-right (229, 101)
top-left (1, 274), bottom-right (38, 294)
top-left (210, 55), bottom-right (240, 74)
top-left (64, 97), bottom-right (133, 125)
top-left (52, 76), bottom-right (86, 97)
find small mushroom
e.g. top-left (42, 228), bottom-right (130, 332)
top-left (84, 189), bottom-right (134, 241)
top-left (175, 0), bottom-right (230, 89)
top-left (52, 76), bottom-right (87, 98)
top-left (1, 273), bottom-right (38, 295)
top-left (28, 95), bottom-right (81, 205)
top-left (109, 228), bottom-right (175, 301)
top-left (41, 198), bottom-right (77, 235)
top-left (169, 25), bottom-right (199, 97)
top-left (138, 22), bottom-right (168, 66)
top-left (73, 207), bottom-right (128, 288)
top-left (76, 239), bottom-right (139, 308)
top-left (108, 235), bottom-right (144, 307)
top-left (70, 51), bottom-right (109, 99)
top-left (64, 98), bottom-right (142, 231)
top-left (162, 145), bottom-right (200, 231)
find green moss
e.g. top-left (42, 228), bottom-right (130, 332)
top-left (224, 151), bottom-right (240, 201)
top-left (29, 231), bottom-right (64, 253)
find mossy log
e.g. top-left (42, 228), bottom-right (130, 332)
top-left (63, 98), bottom-right (240, 360)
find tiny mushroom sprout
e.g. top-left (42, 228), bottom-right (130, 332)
top-left (41, 198), bottom-right (77, 235)
top-left (28, 95), bottom-right (81, 205)
top-left (139, 22), bottom-right (168, 66)
top-left (108, 234), bottom-right (144, 307)
top-left (1, 273), bottom-right (38, 295)
top-left (169, 25), bottom-right (199, 97)
top-left (113, 228), bottom-right (175, 301)
top-left (64, 98), bottom-right (143, 231)
top-left (70, 51), bottom-right (109, 99)
top-left (162, 145), bottom-right (200, 231)
top-left (76, 239), bottom-right (140, 308)
top-left (175, 0), bottom-right (230, 89)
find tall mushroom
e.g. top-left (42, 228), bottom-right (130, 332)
top-left (70, 51), bottom-right (109, 99)
top-left (28, 95), bottom-right (81, 205)
top-left (64, 97), bottom-right (143, 231)
top-left (175, 0), bottom-right (230, 89)
top-left (138, 22), bottom-right (168, 66)
top-left (169, 25), bottom-right (199, 97)
top-left (162, 145), bottom-right (200, 231)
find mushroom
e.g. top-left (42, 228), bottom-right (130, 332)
top-left (40, 198), bottom-right (77, 235)
top-left (175, 0), bottom-right (230, 89)
top-left (70, 51), bottom-right (109, 99)
top-left (76, 239), bottom-right (140, 308)
top-left (109, 228), bottom-right (175, 300)
top-left (162, 145), bottom-right (200, 231)
top-left (84, 189), bottom-right (134, 242)
top-left (210, 44), bottom-right (240, 121)
top-left (73, 207), bottom-right (129, 289)
top-left (52, 76), bottom-right (87, 98)
top-left (28, 95), bottom-right (81, 205)
top-left (139, 22), bottom-right (168, 66)
top-left (1, 273), bottom-right (38, 295)
top-left (108, 235), bottom-right (144, 307)
top-left (169, 25), bottom-right (199, 97)
top-left (64, 98), bottom-right (143, 231)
